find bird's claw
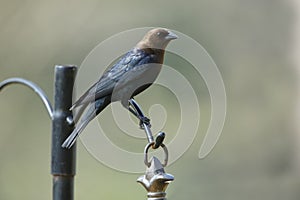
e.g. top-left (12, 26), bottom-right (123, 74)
top-left (139, 116), bottom-right (151, 129)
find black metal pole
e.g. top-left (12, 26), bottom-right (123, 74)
top-left (51, 65), bottom-right (77, 200)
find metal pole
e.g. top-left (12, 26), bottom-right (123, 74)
top-left (51, 65), bottom-right (77, 200)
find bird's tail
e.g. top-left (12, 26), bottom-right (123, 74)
top-left (62, 105), bottom-right (97, 149)
top-left (61, 120), bottom-right (89, 148)
top-left (62, 96), bottom-right (111, 149)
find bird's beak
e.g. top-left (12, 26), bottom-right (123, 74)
top-left (165, 31), bottom-right (178, 40)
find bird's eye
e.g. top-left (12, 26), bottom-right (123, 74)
top-left (157, 32), bottom-right (161, 36)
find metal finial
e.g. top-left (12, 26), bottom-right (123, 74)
top-left (137, 157), bottom-right (174, 200)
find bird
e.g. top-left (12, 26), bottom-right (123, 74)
top-left (62, 28), bottom-right (178, 148)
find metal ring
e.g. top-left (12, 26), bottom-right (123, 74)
top-left (144, 142), bottom-right (168, 167)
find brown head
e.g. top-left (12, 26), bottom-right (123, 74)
top-left (136, 28), bottom-right (178, 50)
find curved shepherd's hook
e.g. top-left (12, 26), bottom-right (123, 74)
top-left (1, 65), bottom-right (77, 200)
top-left (0, 77), bottom-right (53, 119)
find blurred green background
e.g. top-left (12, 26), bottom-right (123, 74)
top-left (1, 0), bottom-right (300, 199)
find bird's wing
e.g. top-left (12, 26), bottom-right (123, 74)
top-left (71, 49), bottom-right (150, 109)
top-left (70, 77), bottom-right (113, 110)
top-left (112, 55), bottom-right (157, 91)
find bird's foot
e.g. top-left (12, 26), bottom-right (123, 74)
top-left (139, 116), bottom-right (151, 129)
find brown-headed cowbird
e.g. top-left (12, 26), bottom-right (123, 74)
top-left (62, 28), bottom-right (177, 148)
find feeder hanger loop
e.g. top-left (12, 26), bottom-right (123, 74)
top-left (128, 98), bottom-right (174, 200)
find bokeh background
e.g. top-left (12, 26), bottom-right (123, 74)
top-left (1, 0), bottom-right (300, 199)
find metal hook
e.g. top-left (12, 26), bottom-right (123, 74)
top-left (0, 77), bottom-right (53, 119)
top-left (128, 99), bottom-right (167, 150)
